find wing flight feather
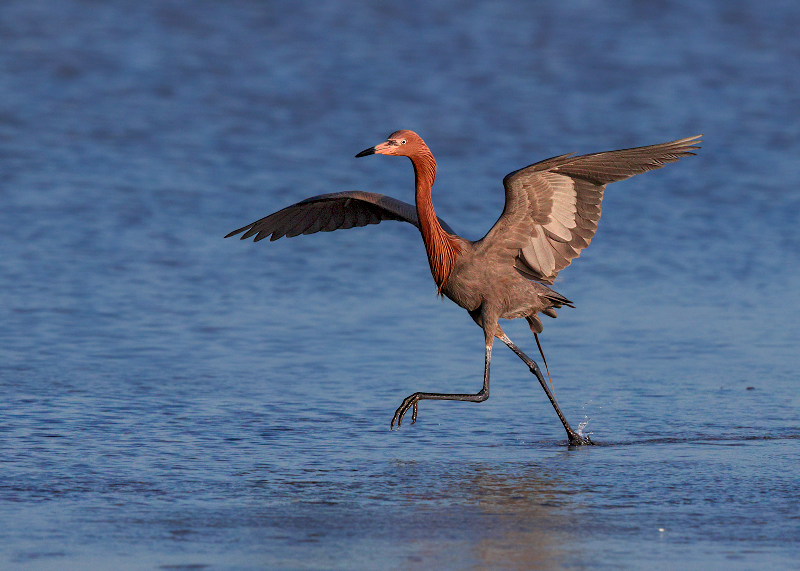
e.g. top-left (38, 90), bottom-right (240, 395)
top-left (226, 190), bottom-right (455, 242)
top-left (483, 135), bottom-right (701, 284)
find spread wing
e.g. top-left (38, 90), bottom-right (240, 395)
top-left (225, 190), bottom-right (455, 242)
top-left (482, 135), bottom-right (702, 284)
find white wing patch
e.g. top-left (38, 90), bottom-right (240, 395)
top-left (520, 231), bottom-right (555, 277)
top-left (517, 173), bottom-right (580, 280)
top-left (542, 174), bottom-right (577, 242)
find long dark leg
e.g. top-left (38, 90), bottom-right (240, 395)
top-left (498, 333), bottom-right (592, 445)
top-left (391, 342), bottom-right (493, 429)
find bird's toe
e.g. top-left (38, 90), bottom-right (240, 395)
top-left (390, 393), bottom-right (420, 429)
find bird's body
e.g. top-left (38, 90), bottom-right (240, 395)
top-left (227, 130), bottom-right (701, 444)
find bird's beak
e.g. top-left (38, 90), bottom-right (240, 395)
top-left (355, 141), bottom-right (393, 158)
top-left (355, 146), bottom-right (375, 158)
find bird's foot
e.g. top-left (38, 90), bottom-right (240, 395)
top-left (567, 429), bottom-right (594, 446)
top-left (390, 393), bottom-right (420, 429)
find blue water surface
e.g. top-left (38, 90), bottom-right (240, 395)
top-left (1, 1), bottom-right (799, 569)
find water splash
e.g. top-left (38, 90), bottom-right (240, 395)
top-left (577, 416), bottom-right (592, 439)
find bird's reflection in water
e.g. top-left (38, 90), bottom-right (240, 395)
top-left (385, 461), bottom-right (578, 570)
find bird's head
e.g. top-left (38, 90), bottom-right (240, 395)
top-left (356, 130), bottom-right (425, 158)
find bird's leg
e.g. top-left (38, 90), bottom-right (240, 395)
top-left (391, 341), bottom-right (492, 429)
top-left (497, 333), bottom-right (593, 446)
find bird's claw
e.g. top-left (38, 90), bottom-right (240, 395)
top-left (390, 393), bottom-right (420, 429)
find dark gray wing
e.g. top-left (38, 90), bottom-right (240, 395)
top-left (482, 135), bottom-right (702, 284)
top-left (225, 190), bottom-right (455, 242)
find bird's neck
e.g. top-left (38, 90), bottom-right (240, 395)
top-left (411, 150), bottom-right (460, 294)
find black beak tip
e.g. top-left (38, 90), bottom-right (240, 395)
top-left (355, 147), bottom-right (376, 158)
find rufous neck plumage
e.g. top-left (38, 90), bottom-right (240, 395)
top-left (358, 130), bottom-right (461, 293)
top-left (408, 146), bottom-right (460, 294)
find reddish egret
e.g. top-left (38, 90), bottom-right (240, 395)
top-left (226, 130), bottom-right (701, 445)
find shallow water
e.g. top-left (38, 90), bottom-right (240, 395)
top-left (2, 0), bottom-right (800, 569)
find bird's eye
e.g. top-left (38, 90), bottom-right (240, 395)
top-left (401, 139), bottom-right (407, 144)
